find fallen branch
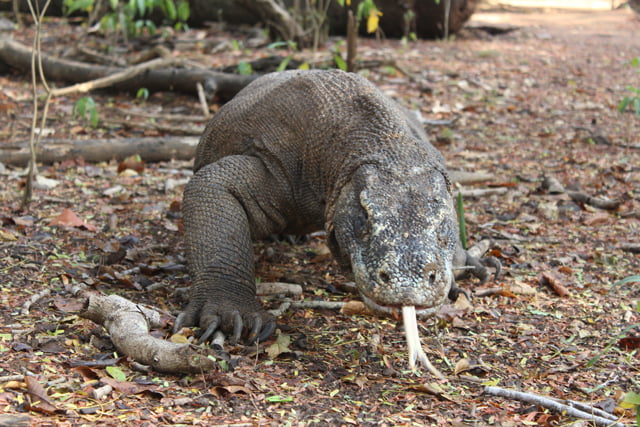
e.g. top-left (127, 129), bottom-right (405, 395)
top-left (21, 289), bottom-right (51, 314)
top-left (0, 136), bottom-right (199, 166)
top-left (449, 170), bottom-right (495, 185)
top-left (459, 187), bottom-right (508, 198)
top-left (537, 271), bottom-right (570, 297)
top-left (484, 386), bottom-right (624, 427)
top-left (0, 36), bottom-right (257, 101)
top-left (473, 287), bottom-right (504, 297)
top-left (75, 289), bottom-right (222, 374)
top-left (620, 243), bottom-right (640, 254)
top-left (568, 191), bottom-right (622, 211)
top-left (100, 117), bottom-right (204, 135)
top-left (541, 175), bottom-right (565, 194)
top-left (50, 56), bottom-right (184, 97)
top-left (257, 282), bottom-right (303, 296)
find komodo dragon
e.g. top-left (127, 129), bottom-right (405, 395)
top-left (174, 69), bottom-right (494, 368)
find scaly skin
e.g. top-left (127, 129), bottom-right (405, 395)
top-left (174, 69), bottom-right (488, 344)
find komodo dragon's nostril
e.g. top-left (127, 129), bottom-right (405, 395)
top-left (424, 263), bottom-right (438, 285)
top-left (378, 270), bottom-right (391, 284)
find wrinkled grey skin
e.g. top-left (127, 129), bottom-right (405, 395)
top-left (175, 69), bottom-right (482, 344)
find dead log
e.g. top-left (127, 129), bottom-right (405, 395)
top-left (0, 136), bottom-right (199, 166)
top-left (0, 37), bottom-right (256, 101)
top-left (76, 289), bottom-right (222, 374)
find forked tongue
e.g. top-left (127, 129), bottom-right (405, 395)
top-left (402, 306), bottom-right (444, 378)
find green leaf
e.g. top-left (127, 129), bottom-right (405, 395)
top-left (237, 61), bottom-right (253, 76)
top-left (90, 107), bottom-right (99, 128)
top-left (618, 97), bottom-right (631, 113)
top-left (266, 395), bottom-right (294, 403)
top-left (587, 322), bottom-right (640, 367)
top-left (136, 0), bottom-right (145, 16)
top-left (457, 191), bottom-right (467, 250)
top-left (73, 97), bottom-right (98, 127)
top-left (612, 275), bottom-right (640, 287)
top-left (136, 87), bottom-right (149, 100)
top-left (333, 53), bottom-right (347, 71)
top-left (623, 391), bottom-right (640, 406)
top-left (64, 0), bottom-right (95, 15)
top-left (276, 55), bottom-right (292, 72)
top-left (106, 366), bottom-right (127, 381)
top-left (267, 41), bottom-right (289, 49)
top-left (164, 0), bottom-right (177, 20)
top-left (634, 97), bottom-right (640, 116)
top-left (144, 20), bottom-right (157, 35)
top-left (177, 0), bottom-right (190, 22)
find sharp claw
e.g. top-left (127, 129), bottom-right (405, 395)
top-left (198, 316), bottom-right (221, 344)
top-left (230, 311), bottom-right (243, 344)
top-left (173, 312), bottom-right (187, 334)
top-left (257, 319), bottom-right (276, 343)
top-left (483, 256), bottom-right (502, 280)
top-left (246, 315), bottom-right (263, 344)
top-left (448, 285), bottom-right (460, 301)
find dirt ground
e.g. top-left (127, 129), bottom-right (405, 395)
top-left (0, 3), bottom-right (639, 426)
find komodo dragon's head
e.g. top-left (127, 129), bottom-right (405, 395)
top-left (328, 164), bottom-right (457, 319)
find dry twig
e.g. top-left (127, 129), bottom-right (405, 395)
top-left (484, 386), bottom-right (624, 427)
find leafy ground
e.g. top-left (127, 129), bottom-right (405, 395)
top-left (0, 4), bottom-right (639, 426)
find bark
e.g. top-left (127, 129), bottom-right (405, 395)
top-left (77, 289), bottom-right (221, 374)
top-left (0, 136), bottom-right (199, 166)
top-left (0, 37), bottom-right (256, 101)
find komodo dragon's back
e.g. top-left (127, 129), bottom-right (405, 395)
top-left (175, 69), bottom-right (485, 348)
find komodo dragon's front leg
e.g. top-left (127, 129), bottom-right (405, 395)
top-left (173, 155), bottom-right (290, 344)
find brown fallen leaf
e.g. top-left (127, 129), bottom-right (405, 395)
top-left (618, 337), bottom-right (640, 351)
top-left (49, 208), bottom-right (97, 231)
top-left (454, 358), bottom-right (470, 375)
top-left (210, 385), bottom-right (253, 397)
top-left (25, 376), bottom-right (60, 415)
top-left (118, 154), bottom-right (145, 174)
top-left (408, 382), bottom-right (457, 402)
top-left (0, 229), bottom-right (17, 241)
top-left (100, 376), bottom-right (159, 395)
top-left (340, 300), bottom-right (370, 316)
top-left (537, 272), bottom-right (570, 297)
top-left (583, 211), bottom-right (610, 226)
top-left (510, 281), bottom-right (537, 296)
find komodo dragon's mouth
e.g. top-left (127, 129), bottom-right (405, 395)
top-left (359, 293), bottom-right (442, 319)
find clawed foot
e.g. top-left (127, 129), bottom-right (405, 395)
top-left (449, 251), bottom-right (502, 301)
top-left (173, 300), bottom-right (276, 345)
